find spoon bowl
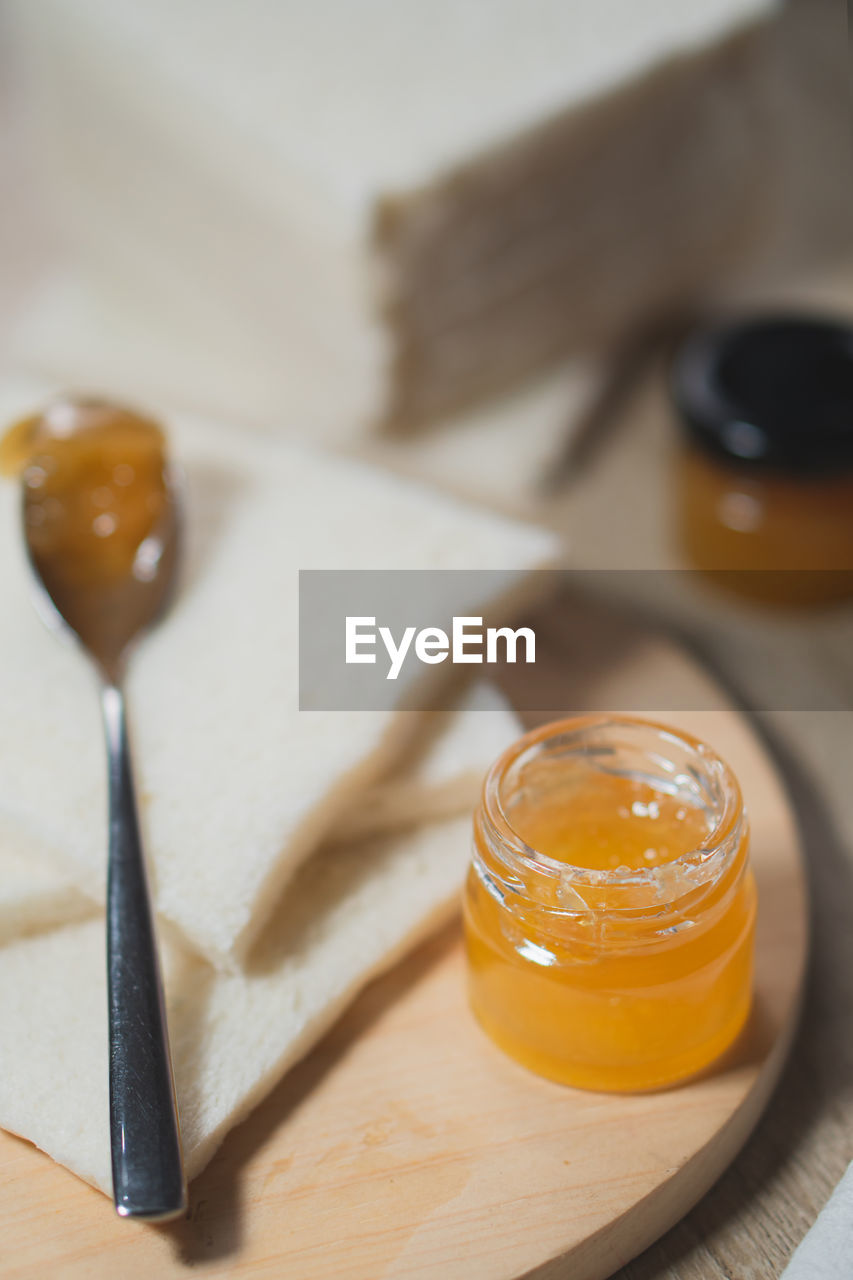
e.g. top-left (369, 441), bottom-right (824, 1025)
top-left (16, 397), bottom-right (181, 681)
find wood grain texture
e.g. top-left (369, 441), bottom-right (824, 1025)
top-left (0, 614), bottom-right (807, 1280)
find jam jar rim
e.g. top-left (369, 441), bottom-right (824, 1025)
top-left (478, 714), bottom-right (745, 906)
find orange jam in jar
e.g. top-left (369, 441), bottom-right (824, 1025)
top-left (677, 448), bottom-right (853, 606)
top-left (672, 316), bottom-right (853, 606)
top-left (464, 716), bottom-right (756, 1092)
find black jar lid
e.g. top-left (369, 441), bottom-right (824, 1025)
top-left (672, 314), bottom-right (853, 475)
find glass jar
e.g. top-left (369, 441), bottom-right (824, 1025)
top-left (464, 716), bottom-right (756, 1092)
top-left (672, 315), bottom-right (853, 606)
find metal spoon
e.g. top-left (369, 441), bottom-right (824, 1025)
top-left (14, 397), bottom-right (186, 1221)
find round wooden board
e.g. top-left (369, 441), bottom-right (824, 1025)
top-left (0, 599), bottom-right (807, 1280)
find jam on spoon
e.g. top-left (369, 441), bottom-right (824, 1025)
top-left (1, 397), bottom-right (178, 677)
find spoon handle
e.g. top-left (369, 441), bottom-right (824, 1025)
top-left (102, 683), bottom-right (186, 1221)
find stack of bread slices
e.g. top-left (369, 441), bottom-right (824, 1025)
top-left (6, 0), bottom-right (776, 442)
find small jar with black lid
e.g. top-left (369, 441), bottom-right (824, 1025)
top-left (672, 315), bottom-right (853, 606)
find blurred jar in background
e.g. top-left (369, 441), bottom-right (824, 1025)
top-left (672, 316), bottom-right (853, 606)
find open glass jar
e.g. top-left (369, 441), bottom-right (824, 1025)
top-left (464, 716), bottom-right (756, 1092)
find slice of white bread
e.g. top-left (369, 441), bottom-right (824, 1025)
top-left (0, 817), bottom-right (96, 943)
top-left (0, 388), bottom-right (555, 967)
top-left (9, 0), bottom-right (773, 225)
top-left (0, 681), bottom-right (516, 940)
top-left (337, 681), bottom-right (514, 842)
top-left (0, 812), bottom-right (474, 1193)
top-left (9, 275), bottom-right (603, 518)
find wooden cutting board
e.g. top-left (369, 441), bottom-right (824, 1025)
top-left (0, 597), bottom-right (807, 1280)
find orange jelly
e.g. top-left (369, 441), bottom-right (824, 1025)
top-left (464, 716), bottom-right (756, 1091)
top-left (0, 397), bottom-right (175, 666)
top-left (677, 446), bottom-right (853, 607)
